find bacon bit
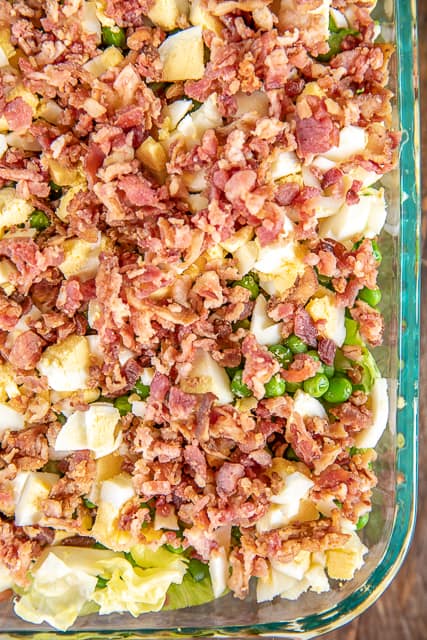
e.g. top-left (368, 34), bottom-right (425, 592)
top-left (241, 334), bottom-right (279, 399)
top-left (184, 444), bottom-right (207, 488)
top-left (275, 181), bottom-right (300, 206)
top-left (169, 386), bottom-right (197, 420)
top-left (0, 294), bottom-right (22, 330)
top-left (281, 353), bottom-right (320, 383)
top-left (3, 98), bottom-right (33, 132)
top-left (286, 411), bottom-right (321, 467)
top-left (296, 113), bottom-right (338, 157)
top-left (294, 307), bottom-right (317, 347)
top-left (216, 462), bottom-right (245, 497)
top-left (56, 278), bottom-right (83, 317)
top-left (118, 174), bottom-right (159, 207)
top-left (224, 170), bottom-right (257, 202)
top-left (318, 338), bottom-right (337, 366)
top-left (350, 300), bottom-right (384, 346)
top-left (7, 330), bottom-right (45, 371)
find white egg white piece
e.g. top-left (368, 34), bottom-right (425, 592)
top-left (321, 125), bottom-right (367, 163)
top-left (15, 472), bottom-right (59, 526)
top-left (354, 378), bottom-right (389, 448)
top-left (37, 335), bottom-right (91, 392)
top-left (209, 547), bottom-right (228, 599)
top-left (292, 390), bottom-right (327, 420)
top-left (0, 403), bottom-right (24, 435)
top-left (250, 294), bottom-right (282, 346)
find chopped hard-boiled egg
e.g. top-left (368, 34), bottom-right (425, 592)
top-left (354, 377), bottom-right (388, 448)
top-left (306, 292), bottom-right (346, 347)
top-left (54, 403), bottom-right (122, 459)
top-left (292, 389), bottom-right (327, 420)
top-left (0, 363), bottom-right (20, 401)
top-left (56, 184), bottom-right (86, 221)
top-left (219, 226), bottom-right (254, 253)
top-left (87, 453), bottom-right (123, 504)
top-left (14, 551), bottom-right (98, 631)
top-left (163, 99), bottom-right (193, 130)
top-left (189, 0), bottom-right (222, 35)
top-left (269, 150), bottom-right (301, 181)
top-left (37, 335), bottom-right (91, 392)
top-left (250, 294), bottom-right (282, 346)
top-left (148, 0), bottom-right (189, 30)
top-left (209, 547), bottom-right (228, 599)
top-left (180, 348), bottom-right (233, 404)
top-left (158, 26), bottom-right (205, 82)
top-left (234, 240), bottom-right (259, 276)
top-left (0, 188), bottom-right (33, 232)
top-left (59, 234), bottom-right (103, 280)
top-left (272, 550), bottom-right (311, 580)
top-left (83, 46), bottom-right (124, 78)
top-left (256, 459), bottom-right (316, 533)
top-left (321, 125), bottom-right (367, 163)
top-left (0, 402), bottom-right (24, 435)
top-left (136, 136), bottom-right (167, 180)
top-left (319, 189), bottom-right (387, 242)
top-left (91, 473), bottom-right (136, 550)
top-left (14, 472), bottom-right (59, 526)
top-left (82, 1), bottom-right (102, 41)
top-left (174, 94), bottom-right (222, 148)
top-left (326, 531), bottom-right (367, 580)
top-left (154, 508), bottom-right (179, 531)
top-left (234, 91), bottom-right (269, 118)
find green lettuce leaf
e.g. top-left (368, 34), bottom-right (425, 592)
top-left (334, 318), bottom-right (380, 392)
top-left (164, 571), bottom-right (215, 610)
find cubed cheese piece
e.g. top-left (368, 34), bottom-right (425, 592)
top-left (354, 377), bottom-right (388, 448)
top-left (0, 188), bottom-right (33, 231)
top-left (209, 547), bottom-right (228, 598)
top-left (83, 46), bottom-right (124, 78)
top-left (0, 403), bottom-right (24, 435)
top-left (37, 335), bottom-right (91, 392)
top-left (91, 473), bottom-right (136, 550)
top-left (270, 150), bottom-right (301, 180)
top-left (59, 236), bottom-right (102, 280)
top-left (181, 349), bottom-right (233, 404)
top-left (14, 551), bottom-right (97, 631)
top-left (82, 1), bottom-right (102, 40)
top-left (55, 403), bottom-right (121, 459)
top-left (148, 0), bottom-right (189, 30)
top-left (326, 531), bottom-right (367, 580)
top-left (293, 389), bottom-right (327, 419)
top-left (322, 125), bottom-right (367, 163)
top-left (15, 472), bottom-right (59, 526)
top-left (159, 27), bottom-right (205, 82)
top-left (306, 292), bottom-right (346, 347)
top-left (189, 0), bottom-right (222, 35)
top-left (250, 294), bottom-right (282, 346)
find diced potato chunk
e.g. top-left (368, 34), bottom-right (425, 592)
top-left (158, 26), bottom-right (205, 82)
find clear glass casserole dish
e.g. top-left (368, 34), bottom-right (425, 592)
top-left (0, 0), bottom-right (420, 637)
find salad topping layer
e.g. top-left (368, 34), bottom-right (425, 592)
top-left (0, 0), bottom-right (398, 630)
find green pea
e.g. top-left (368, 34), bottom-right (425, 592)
top-left (284, 446), bottom-right (299, 461)
top-left (96, 576), bottom-right (109, 589)
top-left (286, 334), bottom-right (308, 354)
top-left (232, 272), bottom-right (259, 300)
top-left (286, 381), bottom-right (302, 393)
top-left (358, 286), bottom-right (382, 307)
top-left (303, 373), bottom-right (329, 398)
top-left (83, 497), bottom-right (96, 509)
top-left (164, 544), bottom-right (184, 554)
top-left (268, 344), bottom-right (293, 368)
top-left (101, 26), bottom-right (126, 48)
top-left (323, 364), bottom-right (335, 378)
top-left (371, 239), bottom-right (382, 263)
top-left (134, 380), bottom-right (150, 399)
top-left (225, 366), bottom-right (241, 379)
top-left (264, 374), bottom-right (286, 398)
top-left (323, 376), bottom-right (353, 404)
top-left (49, 180), bottom-right (62, 200)
top-left (231, 369), bottom-right (252, 398)
top-left (113, 395), bottom-right (132, 416)
top-left (306, 349), bottom-right (324, 373)
top-left (188, 558), bottom-right (209, 582)
top-left (356, 513), bottom-right (370, 530)
top-left (56, 412), bottom-right (67, 425)
top-left (29, 209), bottom-right (50, 231)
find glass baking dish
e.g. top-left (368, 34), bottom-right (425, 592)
top-left (0, 0), bottom-right (420, 637)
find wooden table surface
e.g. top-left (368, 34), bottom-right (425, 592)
top-left (322, 2), bottom-right (427, 639)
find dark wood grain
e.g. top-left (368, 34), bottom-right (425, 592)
top-left (322, 2), bottom-right (427, 639)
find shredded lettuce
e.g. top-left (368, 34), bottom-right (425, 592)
top-left (317, 16), bottom-right (359, 62)
top-left (335, 318), bottom-right (380, 392)
top-left (164, 571), bottom-right (215, 610)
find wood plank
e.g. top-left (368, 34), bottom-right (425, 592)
top-left (323, 1), bottom-right (427, 638)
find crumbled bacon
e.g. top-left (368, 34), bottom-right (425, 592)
top-left (350, 300), bottom-right (384, 346)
